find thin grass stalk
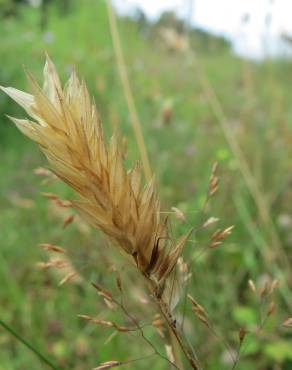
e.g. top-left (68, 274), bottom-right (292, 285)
top-left (0, 318), bottom-right (60, 370)
top-left (156, 299), bottom-right (200, 370)
top-left (106, 0), bottom-right (152, 182)
top-left (145, 276), bottom-right (200, 370)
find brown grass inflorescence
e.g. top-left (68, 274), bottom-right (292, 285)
top-left (1, 57), bottom-right (199, 369)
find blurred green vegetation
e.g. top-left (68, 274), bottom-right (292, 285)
top-left (0, 1), bottom-right (291, 369)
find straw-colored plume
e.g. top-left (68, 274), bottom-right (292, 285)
top-left (1, 57), bottom-right (191, 300)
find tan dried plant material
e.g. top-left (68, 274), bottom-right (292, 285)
top-left (165, 344), bottom-right (175, 363)
top-left (56, 199), bottom-right (73, 208)
top-left (188, 294), bottom-right (207, 317)
top-left (34, 166), bottom-right (54, 177)
top-left (93, 361), bottom-right (121, 370)
top-left (1, 57), bottom-right (193, 303)
top-left (62, 264), bottom-right (80, 286)
top-left (177, 257), bottom-right (192, 283)
top-left (41, 192), bottom-right (59, 201)
top-left (103, 298), bottom-right (115, 310)
top-left (195, 313), bottom-right (210, 328)
top-left (36, 257), bottom-right (68, 269)
top-left (42, 192), bottom-right (73, 208)
top-left (78, 315), bottom-right (132, 333)
top-left (34, 166), bottom-right (58, 185)
top-left (171, 207), bottom-right (187, 223)
top-left (39, 243), bottom-right (66, 253)
top-left (248, 279), bottom-right (257, 293)
top-left (188, 294), bottom-right (210, 328)
top-left (58, 271), bottom-right (78, 286)
top-left (203, 217), bottom-right (219, 228)
top-left (37, 250), bottom-right (82, 286)
top-left (104, 331), bottom-right (118, 345)
top-left (208, 162), bottom-right (219, 198)
top-left (282, 317), bottom-right (292, 328)
top-left (62, 213), bottom-right (75, 228)
top-left (269, 278), bottom-right (279, 294)
top-left (209, 225), bottom-right (234, 248)
top-left (152, 313), bottom-right (165, 338)
top-left (92, 282), bottom-right (114, 302)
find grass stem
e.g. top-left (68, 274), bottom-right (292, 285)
top-left (0, 318), bottom-right (60, 370)
top-left (106, 0), bottom-right (152, 182)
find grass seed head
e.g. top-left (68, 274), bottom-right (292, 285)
top-left (1, 57), bottom-right (193, 302)
top-left (208, 162), bottom-right (219, 197)
top-left (62, 213), bottom-right (75, 228)
top-left (209, 225), bottom-right (234, 248)
top-left (171, 206), bottom-right (187, 223)
top-left (39, 243), bottom-right (66, 253)
top-left (58, 271), bottom-right (77, 286)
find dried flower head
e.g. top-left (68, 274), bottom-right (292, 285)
top-left (1, 56), bottom-right (192, 301)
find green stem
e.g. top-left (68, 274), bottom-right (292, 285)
top-left (0, 318), bottom-right (60, 370)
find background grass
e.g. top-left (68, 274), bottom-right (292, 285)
top-left (0, 1), bottom-right (291, 369)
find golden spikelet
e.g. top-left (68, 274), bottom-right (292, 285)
top-left (1, 57), bottom-right (192, 299)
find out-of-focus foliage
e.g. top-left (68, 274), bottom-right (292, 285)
top-left (0, 0), bottom-right (24, 17)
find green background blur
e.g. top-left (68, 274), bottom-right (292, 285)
top-left (0, 1), bottom-right (291, 369)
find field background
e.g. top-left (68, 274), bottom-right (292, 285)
top-left (0, 1), bottom-right (291, 369)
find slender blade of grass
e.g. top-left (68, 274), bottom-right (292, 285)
top-left (0, 318), bottom-right (60, 370)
